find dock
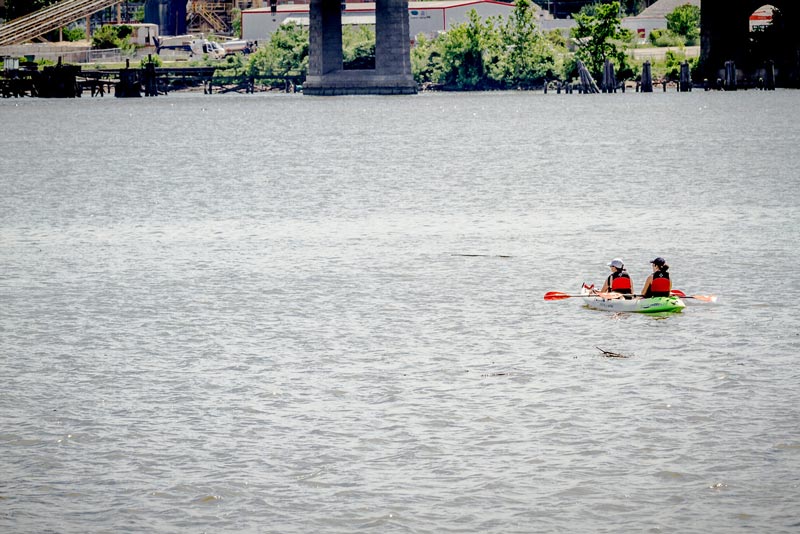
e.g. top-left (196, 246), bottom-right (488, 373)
top-left (1, 59), bottom-right (217, 98)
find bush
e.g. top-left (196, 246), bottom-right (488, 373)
top-left (437, 9), bottom-right (505, 89)
top-left (642, 51), bottom-right (698, 80)
top-left (649, 29), bottom-right (686, 47)
top-left (247, 23), bottom-right (309, 83)
top-left (115, 25), bottom-right (132, 40)
top-left (411, 33), bottom-right (444, 84)
top-left (62, 27), bottom-right (85, 42)
top-left (666, 4), bottom-right (700, 46)
top-left (342, 26), bottom-right (375, 70)
top-left (91, 25), bottom-right (134, 54)
top-left (140, 54), bottom-right (162, 68)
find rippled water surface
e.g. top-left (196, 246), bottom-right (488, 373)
top-left (1, 90), bottom-right (799, 533)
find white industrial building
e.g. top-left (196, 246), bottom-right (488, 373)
top-left (242, 0), bottom-right (520, 44)
top-left (241, 0), bottom-right (672, 45)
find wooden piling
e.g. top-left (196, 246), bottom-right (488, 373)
top-left (640, 61), bottom-right (653, 92)
top-left (679, 61), bottom-right (692, 92)
top-left (765, 60), bottom-right (776, 90)
top-left (576, 60), bottom-right (599, 94)
top-left (116, 59), bottom-right (141, 97)
top-left (724, 60), bottom-right (737, 91)
top-left (37, 59), bottom-right (81, 98)
top-left (601, 59), bottom-right (617, 93)
top-left (143, 55), bottom-right (157, 97)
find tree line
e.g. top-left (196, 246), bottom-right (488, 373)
top-left (214, 0), bottom-right (700, 90)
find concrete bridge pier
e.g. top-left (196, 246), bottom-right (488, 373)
top-left (303, 0), bottom-right (417, 95)
top-left (701, 0), bottom-right (800, 87)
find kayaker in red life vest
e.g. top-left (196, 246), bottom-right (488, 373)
top-left (599, 258), bottom-right (633, 296)
top-left (641, 257), bottom-right (671, 298)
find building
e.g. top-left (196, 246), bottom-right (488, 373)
top-left (242, 0), bottom-right (673, 43)
top-left (243, 0), bottom-right (523, 43)
top-left (538, 0), bottom-right (597, 19)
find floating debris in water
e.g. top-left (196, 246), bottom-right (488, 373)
top-left (596, 347), bottom-right (628, 358)
top-left (450, 254), bottom-right (511, 258)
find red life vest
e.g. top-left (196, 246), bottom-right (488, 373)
top-left (609, 271), bottom-right (632, 294)
top-left (649, 271), bottom-right (671, 297)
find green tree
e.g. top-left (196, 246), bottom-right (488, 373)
top-left (502, 0), bottom-right (560, 87)
top-left (619, 0), bottom-right (657, 16)
top-left (132, 6), bottom-right (145, 23)
top-left (342, 26), bottom-right (375, 69)
top-left (62, 27), bottom-right (86, 42)
top-left (571, 1), bottom-right (632, 80)
top-left (247, 23), bottom-right (309, 81)
top-left (91, 25), bottom-right (134, 54)
top-left (231, 8), bottom-right (242, 38)
top-left (438, 9), bottom-right (505, 89)
top-left (665, 4), bottom-right (700, 46)
top-left (411, 33), bottom-right (444, 84)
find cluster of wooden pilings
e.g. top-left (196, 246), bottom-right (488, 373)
top-left (1, 57), bottom-right (217, 98)
top-left (708, 60), bottom-right (777, 91)
top-left (542, 58), bottom-right (778, 94)
top-left (543, 59), bottom-right (693, 95)
top-left (638, 60), bottom-right (692, 92)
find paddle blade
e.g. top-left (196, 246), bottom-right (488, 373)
top-left (544, 292), bottom-right (575, 301)
top-left (690, 294), bottom-right (718, 303)
top-left (670, 289), bottom-right (687, 297)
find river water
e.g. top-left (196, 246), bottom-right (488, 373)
top-left (1, 90), bottom-right (799, 533)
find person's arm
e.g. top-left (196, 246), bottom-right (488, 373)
top-left (641, 274), bottom-right (653, 296)
top-left (600, 276), bottom-right (610, 293)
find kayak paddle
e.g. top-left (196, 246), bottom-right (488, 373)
top-left (545, 290), bottom-right (717, 302)
top-left (544, 291), bottom-right (625, 301)
top-left (671, 289), bottom-right (718, 303)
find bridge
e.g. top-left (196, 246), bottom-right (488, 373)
top-left (304, 0), bottom-right (416, 95)
top-left (701, 0), bottom-right (800, 86)
top-left (0, 0), bottom-right (124, 46)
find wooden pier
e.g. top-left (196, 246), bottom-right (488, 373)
top-left (1, 60), bottom-right (217, 98)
